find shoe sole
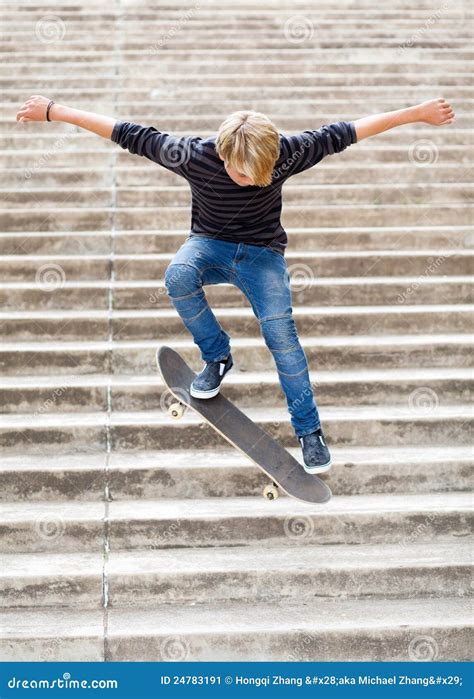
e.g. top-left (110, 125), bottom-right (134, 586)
top-left (190, 365), bottom-right (232, 399)
top-left (303, 459), bottom-right (332, 475)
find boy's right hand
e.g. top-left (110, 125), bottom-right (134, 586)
top-left (16, 95), bottom-right (54, 122)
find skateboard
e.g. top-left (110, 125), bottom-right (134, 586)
top-left (156, 346), bottom-right (332, 504)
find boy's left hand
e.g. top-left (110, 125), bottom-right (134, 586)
top-left (418, 98), bottom-right (455, 126)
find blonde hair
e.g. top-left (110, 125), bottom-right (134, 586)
top-left (215, 110), bottom-right (280, 187)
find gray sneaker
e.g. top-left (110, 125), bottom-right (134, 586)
top-left (190, 354), bottom-right (233, 399)
top-left (299, 427), bottom-right (332, 474)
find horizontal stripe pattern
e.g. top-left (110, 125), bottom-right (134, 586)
top-left (111, 119), bottom-right (357, 254)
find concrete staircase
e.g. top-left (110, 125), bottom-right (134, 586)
top-left (0, 0), bottom-right (472, 661)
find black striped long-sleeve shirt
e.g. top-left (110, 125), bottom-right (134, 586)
top-left (111, 119), bottom-right (357, 255)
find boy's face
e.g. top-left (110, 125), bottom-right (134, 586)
top-left (218, 154), bottom-right (254, 186)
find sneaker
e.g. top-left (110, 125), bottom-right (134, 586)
top-left (299, 427), bottom-right (331, 474)
top-left (190, 354), bottom-right (233, 399)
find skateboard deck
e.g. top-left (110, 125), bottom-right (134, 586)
top-left (156, 346), bottom-right (332, 503)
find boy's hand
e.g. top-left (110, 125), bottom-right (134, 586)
top-left (16, 95), bottom-right (54, 122)
top-left (417, 98), bottom-right (455, 126)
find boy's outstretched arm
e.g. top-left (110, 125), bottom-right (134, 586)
top-left (353, 98), bottom-right (455, 141)
top-left (16, 95), bottom-right (115, 139)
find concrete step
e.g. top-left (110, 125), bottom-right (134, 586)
top-left (2, 203), bottom-right (471, 232)
top-left (1, 304), bottom-right (471, 342)
top-left (102, 596), bottom-right (474, 662)
top-left (1, 333), bottom-right (471, 375)
top-left (1, 276), bottom-right (471, 311)
top-left (4, 59), bottom-right (473, 78)
top-left (1, 226), bottom-right (470, 255)
top-left (0, 607), bottom-right (103, 661)
top-left (3, 34), bottom-right (472, 52)
top-left (0, 117), bottom-right (473, 146)
top-left (2, 182), bottom-right (473, 206)
top-left (1, 367), bottom-right (471, 414)
top-left (1, 445), bottom-right (471, 502)
top-left (3, 276), bottom-right (474, 311)
top-left (4, 77), bottom-right (474, 93)
top-left (1, 250), bottom-right (471, 282)
top-left (4, 45), bottom-right (472, 61)
top-left (1, 596), bottom-right (470, 661)
top-left (2, 21), bottom-right (471, 38)
top-left (0, 162), bottom-right (470, 187)
top-left (4, 138), bottom-right (473, 169)
top-left (0, 403), bottom-right (471, 454)
top-left (2, 71), bottom-right (473, 88)
top-left (1, 542), bottom-right (470, 609)
top-left (1, 492), bottom-right (471, 553)
top-left (107, 541), bottom-right (472, 606)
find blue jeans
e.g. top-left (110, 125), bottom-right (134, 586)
top-left (164, 236), bottom-right (321, 438)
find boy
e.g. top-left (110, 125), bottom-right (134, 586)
top-left (16, 95), bottom-right (455, 473)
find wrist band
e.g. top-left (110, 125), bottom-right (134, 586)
top-left (46, 100), bottom-right (55, 122)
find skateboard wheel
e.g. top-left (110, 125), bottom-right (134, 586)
top-left (168, 402), bottom-right (185, 419)
top-left (263, 483), bottom-right (279, 501)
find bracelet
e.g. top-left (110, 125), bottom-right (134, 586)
top-left (46, 100), bottom-right (55, 122)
